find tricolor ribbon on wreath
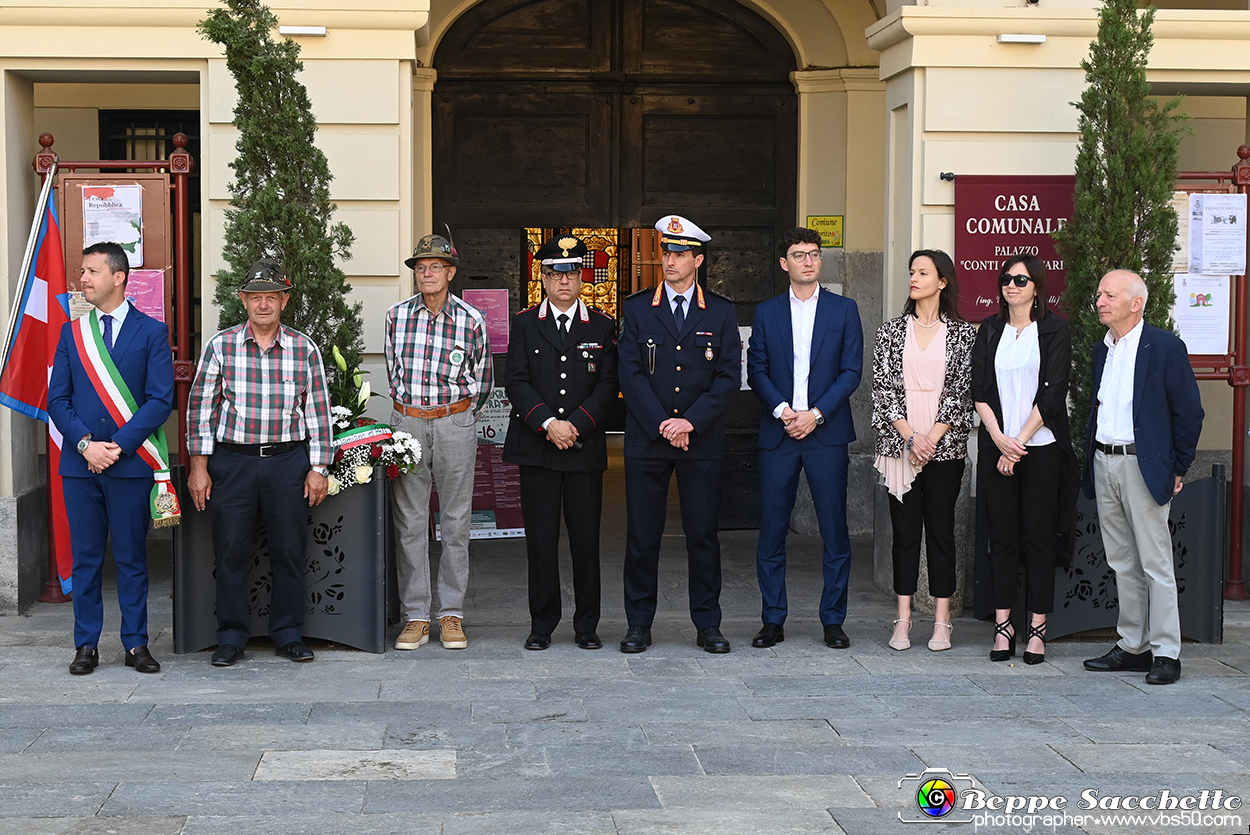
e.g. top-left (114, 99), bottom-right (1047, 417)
top-left (71, 313), bottom-right (181, 528)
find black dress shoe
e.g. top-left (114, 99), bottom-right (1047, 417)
top-left (824, 624), bottom-right (850, 649)
top-left (275, 641), bottom-right (315, 662)
top-left (752, 623), bottom-right (785, 648)
top-left (69, 646), bottom-right (98, 676)
top-left (1083, 646), bottom-right (1152, 672)
top-left (696, 626), bottom-right (731, 654)
top-left (211, 644), bottom-right (245, 667)
top-left (524, 632), bottom-right (551, 651)
top-left (575, 632), bottom-right (603, 650)
top-left (619, 625), bottom-right (652, 653)
top-left (1145, 656), bottom-right (1181, 685)
top-left (125, 645), bottom-right (161, 673)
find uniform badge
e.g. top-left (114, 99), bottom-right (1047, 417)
top-left (449, 347), bottom-right (466, 366)
top-left (667, 217), bottom-right (684, 234)
top-left (705, 346), bottom-right (714, 361)
top-left (155, 491), bottom-right (177, 513)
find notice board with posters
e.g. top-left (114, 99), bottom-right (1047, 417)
top-left (431, 387), bottom-right (525, 540)
top-left (953, 175), bottom-right (1074, 323)
top-left (59, 173), bottom-right (173, 325)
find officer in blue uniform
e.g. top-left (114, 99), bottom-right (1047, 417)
top-left (618, 215), bottom-right (741, 654)
top-left (504, 235), bottom-right (619, 651)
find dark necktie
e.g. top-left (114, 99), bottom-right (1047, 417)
top-left (102, 314), bottom-right (114, 354)
top-left (557, 313), bottom-right (569, 334)
top-left (673, 295), bottom-right (686, 331)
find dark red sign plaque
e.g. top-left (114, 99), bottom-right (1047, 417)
top-left (954, 175), bottom-right (1075, 323)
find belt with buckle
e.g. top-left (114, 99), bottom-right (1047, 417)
top-left (1095, 441), bottom-right (1136, 456)
top-left (393, 398), bottom-right (470, 419)
top-left (221, 440), bottom-right (307, 458)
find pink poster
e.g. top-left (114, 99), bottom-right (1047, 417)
top-left (461, 288), bottom-right (510, 354)
top-left (125, 269), bottom-right (167, 323)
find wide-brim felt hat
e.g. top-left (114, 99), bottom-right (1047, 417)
top-left (405, 234), bottom-right (460, 268)
top-left (240, 257), bottom-right (291, 292)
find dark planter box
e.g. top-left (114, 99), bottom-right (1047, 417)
top-left (974, 465), bottom-right (1226, 643)
top-left (171, 466), bottom-right (398, 653)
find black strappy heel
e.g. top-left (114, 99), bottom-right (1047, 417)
top-left (1022, 621), bottom-right (1046, 665)
top-left (990, 619), bottom-right (1015, 662)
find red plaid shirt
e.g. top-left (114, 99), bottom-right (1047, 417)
top-left (186, 322), bottom-right (333, 467)
top-left (385, 293), bottom-right (492, 411)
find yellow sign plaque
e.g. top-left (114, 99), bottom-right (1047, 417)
top-left (806, 215), bottom-right (844, 249)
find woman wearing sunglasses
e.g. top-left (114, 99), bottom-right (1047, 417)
top-left (971, 253), bottom-right (1077, 665)
top-left (872, 250), bottom-right (976, 652)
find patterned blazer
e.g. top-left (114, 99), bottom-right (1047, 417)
top-left (871, 314), bottom-right (976, 461)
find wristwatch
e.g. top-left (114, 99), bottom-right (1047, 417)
top-left (77, 434), bottom-right (92, 455)
top-left (811, 408), bottom-right (825, 426)
top-left (312, 466), bottom-right (329, 477)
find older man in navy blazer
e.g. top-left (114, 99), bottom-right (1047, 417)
top-left (747, 227), bottom-right (863, 649)
top-left (1082, 269), bottom-right (1203, 685)
top-left (48, 242), bottom-right (174, 676)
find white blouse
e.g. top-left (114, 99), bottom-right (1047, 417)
top-left (994, 322), bottom-right (1055, 447)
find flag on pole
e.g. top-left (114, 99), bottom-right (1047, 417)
top-left (0, 185), bottom-right (74, 593)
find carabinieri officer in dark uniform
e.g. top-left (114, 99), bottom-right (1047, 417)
top-left (618, 215), bottom-right (741, 654)
top-left (504, 235), bottom-right (619, 651)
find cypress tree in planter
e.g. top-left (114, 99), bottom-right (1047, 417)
top-left (199, 0), bottom-right (363, 368)
top-left (1055, 0), bottom-right (1187, 459)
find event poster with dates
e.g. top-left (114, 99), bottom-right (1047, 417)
top-left (432, 387), bottom-right (524, 540)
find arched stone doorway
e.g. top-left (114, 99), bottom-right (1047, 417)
top-left (431, 0), bottom-right (799, 315)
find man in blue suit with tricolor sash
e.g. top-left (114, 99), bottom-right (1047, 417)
top-left (747, 227), bottom-right (863, 650)
top-left (48, 242), bottom-right (175, 675)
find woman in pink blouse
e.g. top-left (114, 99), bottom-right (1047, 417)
top-left (872, 250), bottom-right (976, 652)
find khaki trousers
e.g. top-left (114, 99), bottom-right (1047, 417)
top-left (1093, 450), bottom-right (1181, 659)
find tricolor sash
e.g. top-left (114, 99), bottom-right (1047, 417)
top-left (71, 314), bottom-right (181, 528)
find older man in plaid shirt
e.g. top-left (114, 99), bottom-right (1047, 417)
top-left (187, 258), bottom-right (333, 667)
top-left (387, 234), bottom-right (492, 651)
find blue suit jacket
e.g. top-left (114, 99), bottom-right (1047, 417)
top-left (48, 306), bottom-right (175, 479)
top-left (747, 288), bottom-right (863, 449)
top-left (1082, 322), bottom-right (1204, 506)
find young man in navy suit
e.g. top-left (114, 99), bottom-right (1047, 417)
top-left (48, 242), bottom-right (174, 675)
top-left (1082, 269), bottom-right (1203, 685)
top-left (746, 227), bottom-right (863, 649)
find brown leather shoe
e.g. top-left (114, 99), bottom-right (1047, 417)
top-left (69, 646), bottom-right (98, 675)
top-left (125, 645), bottom-right (161, 673)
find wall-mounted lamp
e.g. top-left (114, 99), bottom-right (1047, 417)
top-left (997, 34), bottom-right (1046, 44)
top-left (279, 25), bottom-right (327, 36)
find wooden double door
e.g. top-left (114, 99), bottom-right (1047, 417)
top-left (433, 0), bottom-right (798, 320)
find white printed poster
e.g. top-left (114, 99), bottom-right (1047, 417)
top-left (1173, 273), bottom-right (1230, 355)
top-left (82, 184), bottom-right (143, 268)
top-left (1188, 192), bottom-right (1247, 276)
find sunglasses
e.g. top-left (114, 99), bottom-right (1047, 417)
top-left (999, 272), bottom-right (1032, 287)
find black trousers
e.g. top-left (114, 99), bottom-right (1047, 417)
top-left (983, 442), bottom-right (1063, 614)
top-left (622, 455), bottom-right (723, 629)
top-left (208, 445), bottom-right (310, 648)
top-left (519, 465), bottom-right (603, 634)
top-left (888, 458), bottom-right (964, 598)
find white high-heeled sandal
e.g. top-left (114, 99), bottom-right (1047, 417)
top-left (929, 621), bottom-right (952, 652)
top-left (889, 619), bottom-right (912, 651)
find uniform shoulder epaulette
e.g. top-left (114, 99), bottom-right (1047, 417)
top-left (517, 303), bottom-right (539, 315)
top-left (586, 304), bottom-right (614, 319)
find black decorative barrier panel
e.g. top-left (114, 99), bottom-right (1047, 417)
top-left (172, 466), bottom-right (398, 653)
top-left (975, 466), bottom-right (1226, 643)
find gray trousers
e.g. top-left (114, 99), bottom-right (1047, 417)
top-left (1093, 450), bottom-right (1181, 659)
top-left (390, 407), bottom-right (478, 621)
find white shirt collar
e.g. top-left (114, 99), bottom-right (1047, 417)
top-left (1103, 316), bottom-right (1144, 350)
top-left (95, 299), bottom-right (131, 329)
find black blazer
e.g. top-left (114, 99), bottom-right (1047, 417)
top-left (502, 299), bottom-right (619, 471)
top-left (971, 312), bottom-right (1078, 565)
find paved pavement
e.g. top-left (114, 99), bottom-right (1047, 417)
top-left (2, 462), bottom-right (1249, 834)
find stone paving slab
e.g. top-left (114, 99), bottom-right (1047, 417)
top-left (737, 673), bottom-right (985, 696)
top-left (737, 694), bottom-right (897, 721)
top-left (0, 728), bottom-right (42, 753)
top-left (27, 726), bottom-right (190, 753)
top-left (178, 722), bottom-right (387, 752)
top-left (908, 743), bottom-right (1084, 774)
top-left (305, 700), bottom-right (468, 726)
top-left (143, 703), bottom-right (310, 726)
top-left (0, 819), bottom-right (76, 835)
top-left (0, 681), bottom-right (138, 705)
top-left (253, 749), bottom-right (456, 780)
top-left (443, 811), bottom-right (618, 835)
top-left (649, 774), bottom-right (874, 811)
top-left (503, 721), bottom-right (648, 748)
top-left (61, 816), bottom-right (188, 835)
top-left (383, 720), bottom-right (509, 750)
top-left (611, 809), bottom-right (847, 834)
top-left (0, 751), bottom-right (260, 783)
top-left (1052, 742), bottom-right (1247, 773)
top-left (1057, 715), bottom-right (1250, 744)
top-left (693, 743), bottom-right (925, 775)
top-left (362, 775), bottom-right (663, 813)
top-left (181, 814), bottom-right (443, 835)
top-left (469, 697), bottom-right (589, 723)
top-left (640, 718), bottom-right (841, 747)
top-left (827, 716), bottom-right (1091, 745)
top-left (98, 781), bottom-right (368, 817)
top-left (130, 678), bottom-right (383, 704)
top-left (0, 782), bottom-right (117, 817)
